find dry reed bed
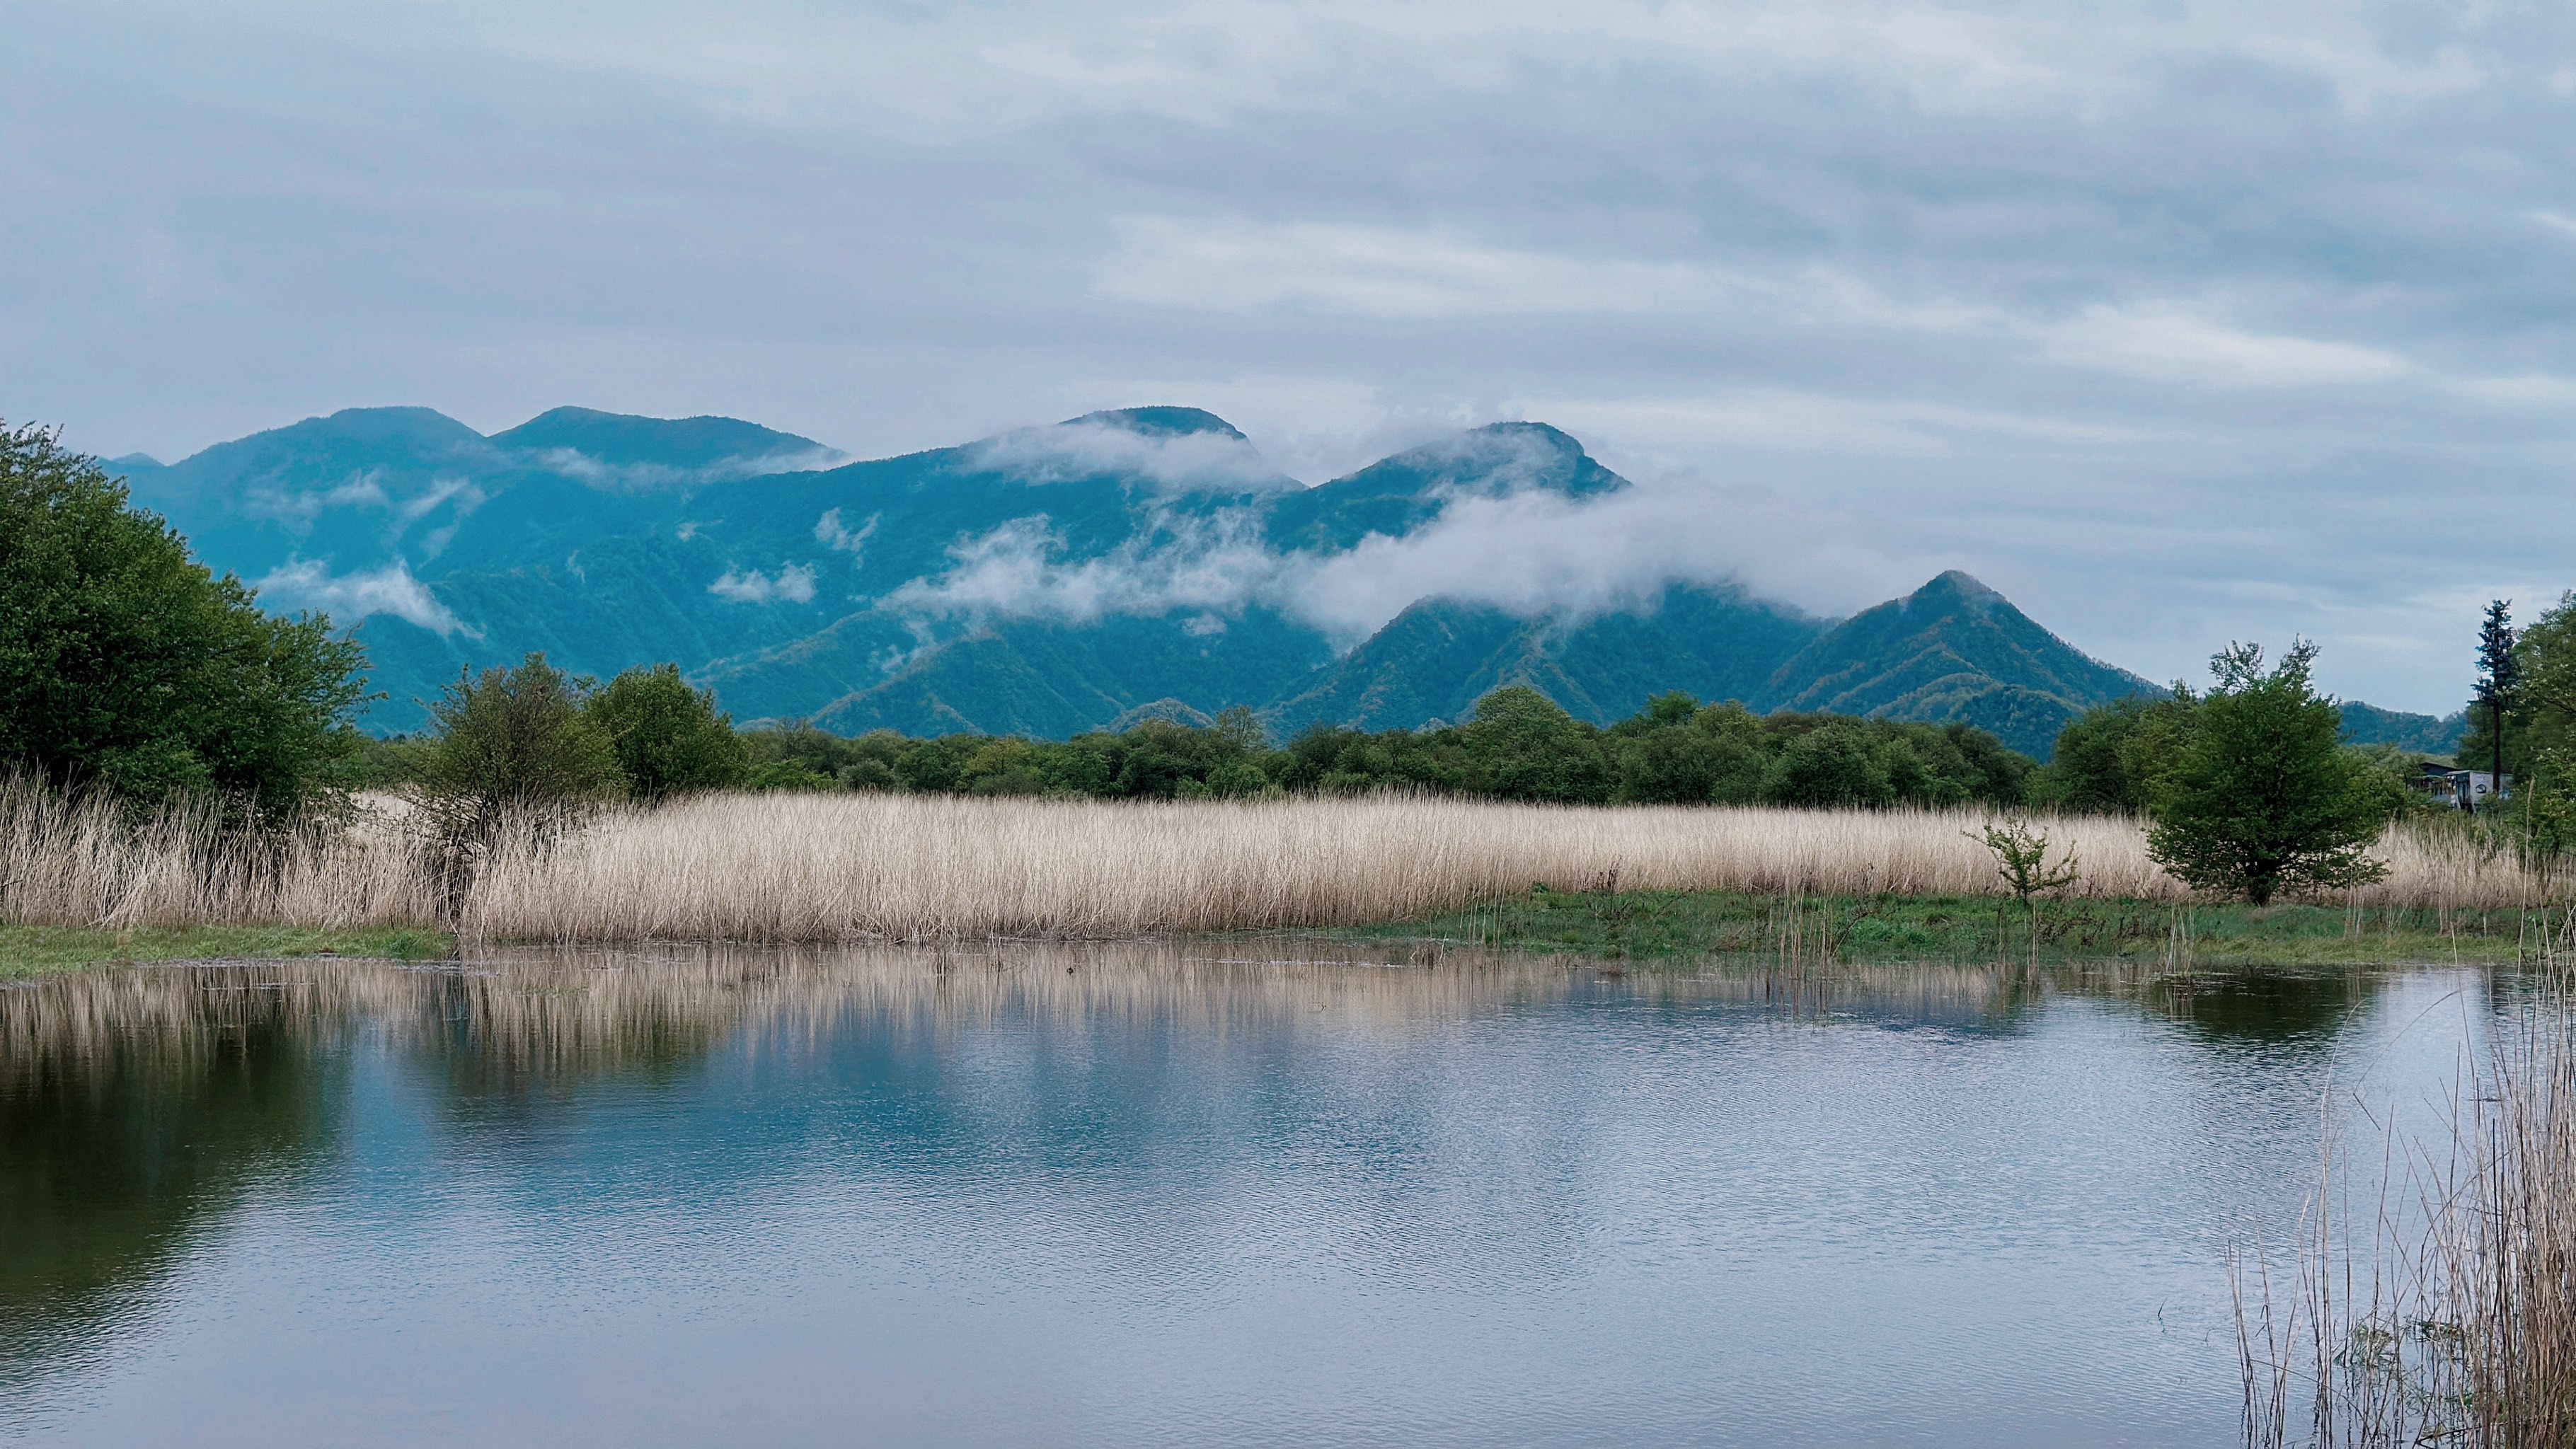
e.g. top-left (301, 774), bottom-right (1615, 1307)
top-left (0, 780), bottom-right (434, 930)
top-left (1, 780), bottom-right (2549, 942)
top-left (470, 794), bottom-right (2545, 941)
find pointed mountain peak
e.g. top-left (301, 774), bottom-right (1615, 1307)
top-left (1057, 406), bottom-right (1247, 441)
top-left (1907, 570), bottom-right (2003, 609)
top-left (1464, 420), bottom-right (1583, 451)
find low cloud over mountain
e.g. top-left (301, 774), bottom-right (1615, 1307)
top-left (122, 403), bottom-right (2461, 758)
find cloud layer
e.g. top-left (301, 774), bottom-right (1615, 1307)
top-left (13, 0), bottom-right (2576, 708)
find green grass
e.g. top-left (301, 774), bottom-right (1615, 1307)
top-left (1333, 887), bottom-right (2541, 967)
top-left (0, 924), bottom-right (454, 981)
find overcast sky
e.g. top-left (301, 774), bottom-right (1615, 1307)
top-left (8, 0), bottom-right (2573, 712)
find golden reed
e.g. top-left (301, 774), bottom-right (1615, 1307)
top-left (0, 778), bottom-right (2546, 942)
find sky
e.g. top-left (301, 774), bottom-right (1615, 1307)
top-left (7, 0), bottom-right (2573, 714)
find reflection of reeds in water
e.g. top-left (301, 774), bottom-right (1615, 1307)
top-left (2238, 964), bottom-right (2576, 1448)
top-left (5, 944), bottom-right (2086, 1083)
top-left (5, 780), bottom-right (2551, 943)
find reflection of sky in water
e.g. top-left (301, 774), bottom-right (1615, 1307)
top-left (0, 948), bottom-right (2498, 1448)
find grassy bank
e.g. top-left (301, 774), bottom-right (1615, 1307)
top-left (0, 925), bottom-right (452, 981)
top-left (1335, 887), bottom-right (2546, 966)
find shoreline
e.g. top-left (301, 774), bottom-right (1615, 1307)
top-left (4, 887), bottom-right (2547, 981)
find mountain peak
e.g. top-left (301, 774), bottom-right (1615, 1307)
top-left (1058, 406), bottom-right (1246, 441)
top-left (490, 407), bottom-right (830, 470)
top-left (1374, 420), bottom-right (1623, 500)
top-left (1910, 570), bottom-right (2002, 608)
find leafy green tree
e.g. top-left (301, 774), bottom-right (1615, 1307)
top-left (2146, 642), bottom-right (2394, 904)
top-left (1611, 697), bottom-right (1767, 804)
top-left (1762, 720), bottom-right (1897, 807)
top-left (2030, 693), bottom-right (2198, 814)
top-left (412, 654), bottom-right (625, 826)
top-left (1459, 686), bottom-right (1612, 804)
top-left (0, 422), bottom-right (367, 817)
top-left (2032, 698), bottom-right (2152, 812)
top-left (583, 664), bottom-right (749, 799)
top-left (746, 758), bottom-right (842, 792)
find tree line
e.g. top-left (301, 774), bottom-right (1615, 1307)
top-left (352, 657), bottom-right (2040, 810)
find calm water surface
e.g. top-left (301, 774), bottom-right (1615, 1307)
top-left (0, 944), bottom-right (2501, 1447)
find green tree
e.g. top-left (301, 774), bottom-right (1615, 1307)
top-left (2030, 693), bottom-right (2198, 814)
top-left (1611, 697), bottom-right (1767, 804)
top-left (411, 654), bottom-right (625, 829)
top-left (2473, 599), bottom-right (2521, 802)
top-left (1459, 686), bottom-right (1612, 804)
top-left (583, 664), bottom-right (749, 799)
top-left (2146, 641), bottom-right (2394, 904)
top-left (1762, 720), bottom-right (1897, 807)
top-left (0, 422), bottom-right (367, 817)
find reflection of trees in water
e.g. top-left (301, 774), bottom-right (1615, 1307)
top-left (0, 973), bottom-right (341, 1399)
top-left (2138, 969), bottom-right (2364, 1044)
top-left (0, 943), bottom-right (2417, 1401)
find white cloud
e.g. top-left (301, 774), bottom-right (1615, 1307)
top-left (1095, 220), bottom-right (2421, 399)
top-left (883, 513), bottom-right (1284, 624)
top-left (396, 476), bottom-right (488, 524)
top-left (252, 558), bottom-right (464, 635)
top-left (815, 507), bottom-right (877, 557)
top-left (2453, 374), bottom-right (2576, 408)
top-left (1097, 217), bottom-right (1733, 320)
top-left (243, 475), bottom-right (391, 528)
top-left (959, 415), bottom-right (1292, 492)
top-left (536, 444), bottom-right (845, 490)
top-left (709, 563), bottom-right (817, 604)
top-left (2035, 304), bottom-right (2410, 388)
top-left (876, 454), bottom-right (1869, 645)
top-left (1526, 389), bottom-right (2158, 461)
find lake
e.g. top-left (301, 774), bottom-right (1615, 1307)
top-left (0, 943), bottom-right (2497, 1447)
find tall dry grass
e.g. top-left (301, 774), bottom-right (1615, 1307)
top-left (0, 777), bottom-right (2548, 942)
top-left (0, 778), bottom-right (432, 930)
top-left (2239, 959), bottom-right (2576, 1447)
top-left (466, 794), bottom-right (2547, 942)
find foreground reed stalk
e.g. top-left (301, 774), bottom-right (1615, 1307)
top-left (0, 777), bottom-right (2548, 942)
top-left (2240, 952), bottom-right (2576, 1447)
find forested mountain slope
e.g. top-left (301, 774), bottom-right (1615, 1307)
top-left (116, 403), bottom-right (2454, 757)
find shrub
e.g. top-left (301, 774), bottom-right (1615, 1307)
top-left (584, 664), bottom-right (749, 799)
top-left (411, 654), bottom-right (625, 826)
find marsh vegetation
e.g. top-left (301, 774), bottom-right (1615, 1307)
top-left (1, 775), bottom-right (2551, 962)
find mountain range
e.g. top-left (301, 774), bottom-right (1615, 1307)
top-left (110, 405), bottom-right (2466, 759)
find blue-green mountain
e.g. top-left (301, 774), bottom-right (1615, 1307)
top-left (113, 404), bottom-right (2459, 758)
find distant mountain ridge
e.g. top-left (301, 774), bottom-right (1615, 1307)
top-left (113, 404), bottom-right (2454, 758)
